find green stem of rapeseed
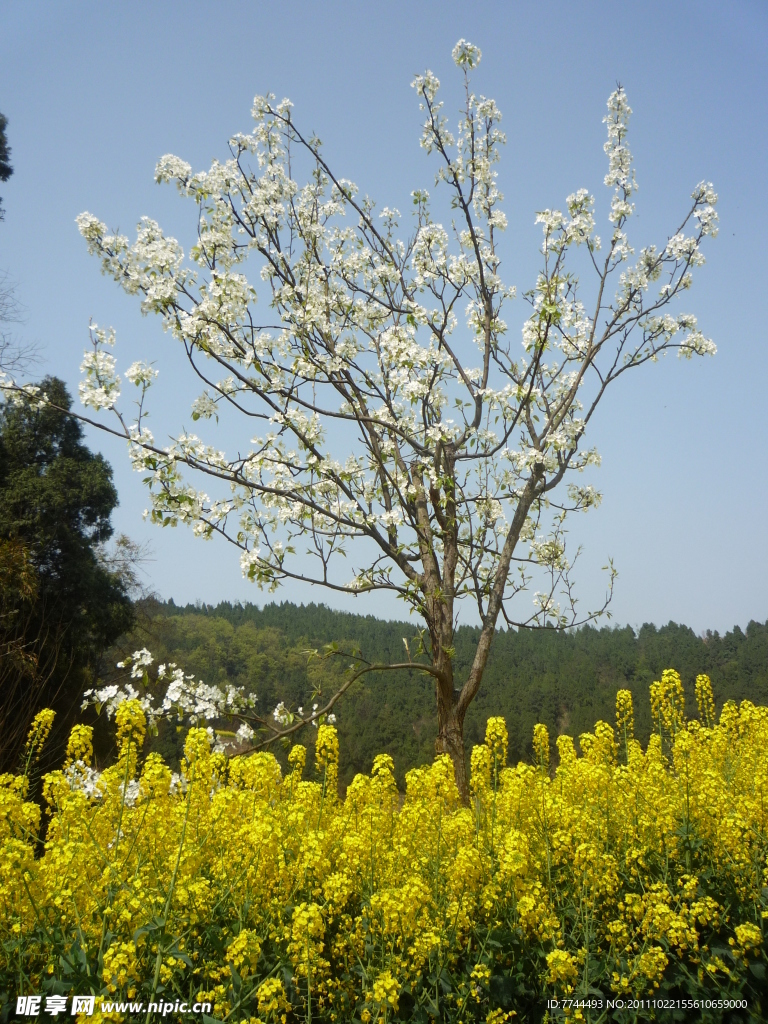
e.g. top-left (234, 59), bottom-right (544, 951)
top-left (144, 780), bottom-right (192, 1024)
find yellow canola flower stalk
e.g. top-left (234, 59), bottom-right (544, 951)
top-left (256, 976), bottom-right (291, 1019)
top-left (371, 969), bottom-right (400, 1012)
top-left (227, 928), bottom-right (262, 979)
top-left (183, 725), bottom-right (212, 783)
top-left (3, 684), bottom-right (768, 1022)
top-left (470, 743), bottom-right (492, 796)
top-left (651, 668), bottom-right (686, 742)
top-left (288, 743), bottom-right (307, 778)
top-left (546, 948), bottom-right (578, 995)
top-left (23, 708), bottom-right (55, 774)
top-left (115, 699), bottom-right (146, 752)
top-left (65, 724), bottom-right (94, 768)
top-left (616, 688), bottom-right (634, 744)
top-left (695, 673), bottom-right (716, 728)
top-left (485, 716), bottom-right (508, 779)
top-left (315, 723), bottom-right (339, 798)
top-left (532, 723), bottom-right (550, 772)
top-left (113, 698), bottom-right (147, 782)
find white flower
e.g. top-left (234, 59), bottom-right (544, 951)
top-left (240, 547), bottom-right (262, 578)
top-left (80, 349), bottom-right (120, 410)
top-left (191, 391), bottom-right (218, 420)
top-left (129, 648), bottom-right (154, 679)
top-left (155, 154), bottom-right (192, 185)
top-left (236, 721), bottom-right (255, 742)
top-left (125, 361), bottom-right (158, 387)
top-left (273, 701), bottom-right (291, 726)
top-left (169, 772), bottom-right (187, 796)
top-left (64, 763), bottom-right (104, 801)
top-left (120, 780), bottom-right (140, 807)
top-left (452, 39), bottom-right (482, 69)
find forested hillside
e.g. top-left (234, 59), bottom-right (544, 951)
top-left (101, 600), bottom-right (768, 788)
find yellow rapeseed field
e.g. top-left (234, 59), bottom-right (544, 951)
top-left (1, 672), bottom-right (767, 1022)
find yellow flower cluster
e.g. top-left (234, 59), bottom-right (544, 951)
top-left (615, 688), bottom-right (634, 759)
top-left (546, 949), bottom-right (578, 994)
top-left (65, 724), bottom-right (94, 768)
top-left (228, 929), bottom-right (263, 979)
top-left (23, 707), bottom-right (56, 776)
top-left (532, 723), bottom-right (550, 773)
top-left (485, 717), bottom-right (509, 781)
top-left (650, 668), bottom-right (686, 738)
top-left (257, 976), bottom-right (290, 1021)
top-left (315, 723), bottom-right (340, 798)
top-left (1, 675), bottom-right (767, 1022)
top-left (695, 673), bottom-right (717, 729)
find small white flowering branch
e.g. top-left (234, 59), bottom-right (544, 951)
top-left (82, 646), bottom-right (441, 754)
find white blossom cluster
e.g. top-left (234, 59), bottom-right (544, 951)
top-left (0, 374), bottom-right (49, 410)
top-left (65, 761), bottom-right (186, 806)
top-left (64, 762), bottom-right (105, 801)
top-left (82, 649), bottom-right (337, 753)
top-left (70, 45), bottom-right (717, 639)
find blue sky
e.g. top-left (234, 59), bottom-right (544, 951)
top-left (1, 0), bottom-right (766, 633)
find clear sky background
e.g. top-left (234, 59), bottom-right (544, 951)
top-left (1, 0), bottom-right (766, 634)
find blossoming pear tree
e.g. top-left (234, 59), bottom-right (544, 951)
top-left (65, 41), bottom-right (718, 797)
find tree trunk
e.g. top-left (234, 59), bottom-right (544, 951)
top-left (438, 470), bottom-right (543, 801)
top-left (435, 693), bottom-right (468, 803)
top-left (432, 645), bottom-right (469, 802)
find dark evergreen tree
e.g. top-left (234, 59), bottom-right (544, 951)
top-left (0, 112), bottom-right (12, 220)
top-left (0, 378), bottom-right (134, 772)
